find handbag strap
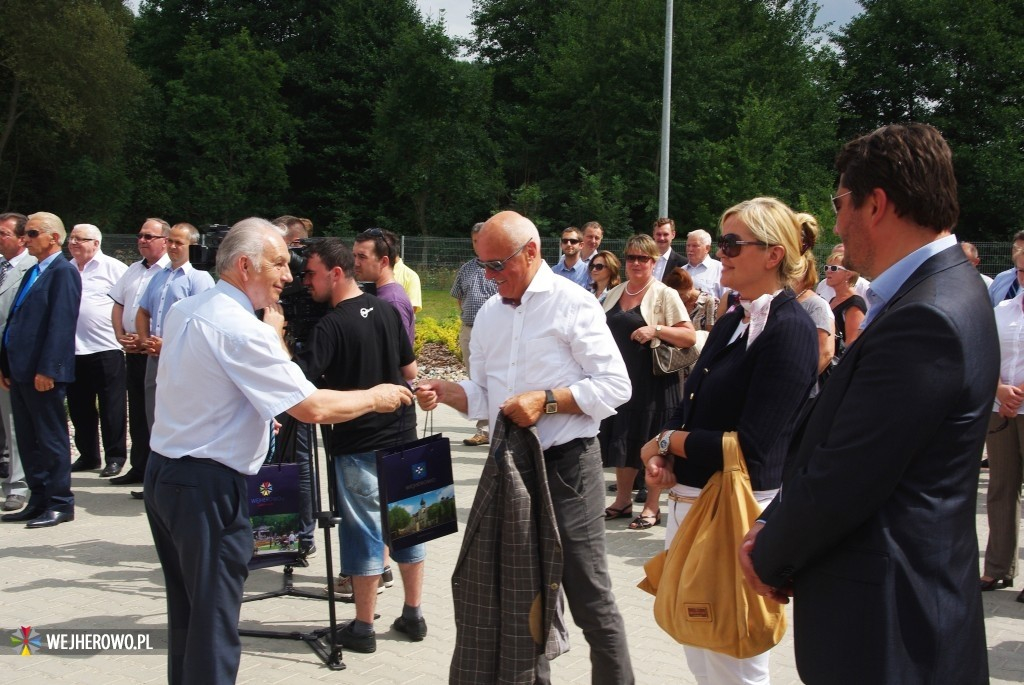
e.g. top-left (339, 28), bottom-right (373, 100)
top-left (721, 431), bottom-right (750, 476)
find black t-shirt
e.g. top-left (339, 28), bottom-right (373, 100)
top-left (295, 293), bottom-right (416, 454)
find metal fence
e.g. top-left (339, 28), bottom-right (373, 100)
top-left (99, 235), bottom-right (1015, 291)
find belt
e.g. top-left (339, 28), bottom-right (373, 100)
top-left (543, 436), bottom-right (594, 462)
top-left (176, 454), bottom-right (241, 475)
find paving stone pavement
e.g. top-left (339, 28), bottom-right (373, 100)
top-left (1, 403), bottom-right (1022, 683)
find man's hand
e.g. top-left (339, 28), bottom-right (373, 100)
top-left (0, 374), bottom-right (9, 390)
top-left (118, 333), bottom-right (141, 353)
top-left (263, 302), bottom-right (286, 338)
top-left (739, 522), bottom-right (791, 604)
top-left (144, 335), bottom-right (163, 356)
top-left (34, 374), bottom-right (55, 392)
top-left (500, 390), bottom-right (546, 427)
top-left (369, 383), bottom-right (414, 413)
top-left (997, 383), bottom-right (1024, 416)
top-left (415, 380), bottom-right (443, 411)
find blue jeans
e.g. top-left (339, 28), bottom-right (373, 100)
top-left (332, 451), bottom-right (425, 576)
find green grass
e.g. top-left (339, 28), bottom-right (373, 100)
top-left (418, 289), bottom-right (460, 323)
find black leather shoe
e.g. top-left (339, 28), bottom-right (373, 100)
top-left (99, 462), bottom-right (124, 477)
top-left (392, 615), bottom-right (427, 641)
top-left (1, 506), bottom-right (44, 522)
top-left (336, 622), bottom-right (376, 653)
top-left (634, 487), bottom-right (649, 504)
top-left (70, 458), bottom-right (100, 472)
top-left (980, 577), bottom-right (1012, 591)
top-left (110, 470), bottom-right (144, 485)
top-left (130, 491), bottom-right (144, 500)
top-left (25, 510), bottom-right (74, 528)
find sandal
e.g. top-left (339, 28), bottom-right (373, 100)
top-left (628, 512), bottom-right (661, 530)
top-left (604, 504), bottom-right (633, 520)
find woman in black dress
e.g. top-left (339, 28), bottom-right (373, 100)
top-left (600, 234), bottom-right (695, 530)
top-left (824, 252), bottom-right (866, 356)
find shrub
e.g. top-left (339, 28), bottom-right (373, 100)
top-left (415, 315), bottom-right (461, 357)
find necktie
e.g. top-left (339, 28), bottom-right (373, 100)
top-left (1005, 280), bottom-right (1019, 301)
top-left (0, 259), bottom-right (10, 290)
top-left (12, 264), bottom-right (39, 312)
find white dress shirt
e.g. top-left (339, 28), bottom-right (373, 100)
top-left (459, 262), bottom-right (631, 450)
top-left (993, 292), bottom-right (1024, 414)
top-left (150, 281), bottom-right (317, 474)
top-left (108, 253), bottom-right (171, 334)
top-left (653, 247), bottom-right (675, 281)
top-left (74, 251), bottom-right (129, 355)
top-left (683, 255), bottom-right (724, 298)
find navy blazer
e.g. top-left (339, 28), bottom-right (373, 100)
top-left (1, 254), bottom-right (81, 384)
top-left (753, 245), bottom-right (997, 685)
top-left (663, 289), bottom-right (817, 491)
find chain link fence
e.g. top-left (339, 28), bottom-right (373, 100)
top-left (98, 235), bottom-right (1015, 292)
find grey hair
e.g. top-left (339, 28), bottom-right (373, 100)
top-left (146, 218), bottom-right (171, 237)
top-left (216, 217), bottom-right (282, 274)
top-left (471, 222), bottom-right (485, 234)
top-left (687, 229), bottom-right (712, 247)
top-left (73, 223), bottom-right (102, 244)
top-left (29, 212), bottom-right (66, 243)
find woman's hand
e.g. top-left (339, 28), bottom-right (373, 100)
top-left (631, 325), bottom-right (657, 345)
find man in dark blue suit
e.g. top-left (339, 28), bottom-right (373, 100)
top-left (741, 124), bottom-right (997, 684)
top-left (0, 212), bottom-right (81, 528)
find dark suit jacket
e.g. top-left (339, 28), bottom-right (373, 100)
top-left (663, 289), bottom-right (818, 491)
top-left (1, 254), bottom-right (81, 383)
top-left (660, 249), bottom-right (688, 283)
top-left (450, 416), bottom-right (567, 684)
top-left (752, 245), bottom-right (997, 685)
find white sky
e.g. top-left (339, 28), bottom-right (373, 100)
top-left (414, 0), bottom-right (866, 40)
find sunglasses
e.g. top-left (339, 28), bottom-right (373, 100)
top-left (589, 262), bottom-right (607, 271)
top-left (824, 264), bottom-right (848, 273)
top-left (561, 238), bottom-right (581, 245)
top-left (625, 254), bottom-right (653, 264)
top-left (831, 190), bottom-right (852, 215)
top-left (25, 229), bottom-right (42, 239)
top-left (477, 239), bottom-right (530, 272)
top-left (137, 233), bottom-right (165, 241)
top-left (716, 233), bottom-right (770, 258)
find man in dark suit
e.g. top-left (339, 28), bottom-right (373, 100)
top-left (0, 212), bottom-right (82, 529)
top-left (651, 217), bottom-right (687, 282)
top-left (742, 123), bottom-right (997, 684)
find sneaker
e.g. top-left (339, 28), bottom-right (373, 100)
top-left (299, 542), bottom-right (317, 558)
top-left (381, 565), bottom-right (394, 588)
top-left (463, 432), bottom-right (489, 447)
top-left (326, 574), bottom-right (385, 601)
top-left (2, 494), bottom-right (26, 512)
top-left (337, 621), bottom-right (376, 653)
top-left (392, 615), bottom-right (427, 642)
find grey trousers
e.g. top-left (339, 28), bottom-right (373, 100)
top-left (536, 438), bottom-right (635, 685)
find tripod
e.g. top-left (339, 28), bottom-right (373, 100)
top-left (238, 419), bottom-right (348, 670)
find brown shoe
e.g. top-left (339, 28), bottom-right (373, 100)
top-left (463, 433), bottom-right (489, 447)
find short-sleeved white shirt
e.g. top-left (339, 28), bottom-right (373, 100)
top-left (108, 254), bottom-right (171, 334)
top-left (73, 251), bottom-right (128, 354)
top-left (150, 281), bottom-right (317, 475)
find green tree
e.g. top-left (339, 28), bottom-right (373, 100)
top-left (164, 30), bottom-right (295, 223)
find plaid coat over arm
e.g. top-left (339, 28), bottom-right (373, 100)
top-left (450, 416), bottom-right (568, 684)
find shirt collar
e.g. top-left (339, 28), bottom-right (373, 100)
top-left (502, 261), bottom-right (554, 307)
top-left (863, 233), bottom-right (957, 323)
top-left (216, 279), bottom-right (256, 316)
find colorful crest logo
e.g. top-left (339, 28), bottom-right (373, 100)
top-left (10, 627), bottom-right (41, 656)
top-left (259, 481), bottom-right (273, 496)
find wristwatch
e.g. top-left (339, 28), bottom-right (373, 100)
top-left (655, 325), bottom-right (663, 338)
top-left (658, 430), bottom-right (676, 456)
top-left (544, 389), bottom-right (558, 414)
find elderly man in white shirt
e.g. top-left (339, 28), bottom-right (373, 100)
top-left (417, 211), bottom-right (635, 684)
top-left (144, 218), bottom-right (413, 685)
top-left (67, 224), bottom-right (129, 477)
top-left (682, 229), bottom-right (724, 298)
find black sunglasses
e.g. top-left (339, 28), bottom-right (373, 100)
top-left (589, 262), bottom-right (606, 271)
top-left (717, 233), bottom-right (770, 258)
top-left (137, 233), bottom-right (165, 241)
top-left (25, 229), bottom-right (42, 239)
top-left (625, 254), bottom-right (652, 264)
top-left (561, 238), bottom-right (581, 245)
top-left (477, 240), bottom-right (530, 272)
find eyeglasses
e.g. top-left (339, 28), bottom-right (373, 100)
top-left (716, 233), bottom-right (770, 258)
top-left (25, 230), bottom-right (42, 239)
top-left (625, 254), bottom-right (653, 264)
top-left (589, 262), bottom-right (607, 271)
top-left (561, 238), bottom-right (581, 245)
top-left (69, 236), bottom-right (98, 244)
top-left (137, 233), bottom-right (165, 241)
top-left (477, 240), bottom-right (531, 272)
top-left (831, 190), bottom-right (852, 215)
top-left (824, 264), bottom-right (848, 273)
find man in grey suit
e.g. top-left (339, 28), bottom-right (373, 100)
top-left (743, 123), bottom-right (997, 684)
top-left (0, 212), bottom-right (36, 512)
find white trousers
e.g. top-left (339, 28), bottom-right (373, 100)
top-left (665, 484), bottom-right (778, 685)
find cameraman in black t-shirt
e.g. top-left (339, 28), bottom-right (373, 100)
top-left (293, 238), bottom-right (426, 654)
